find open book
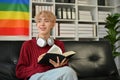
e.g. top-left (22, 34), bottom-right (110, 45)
top-left (38, 44), bottom-right (76, 65)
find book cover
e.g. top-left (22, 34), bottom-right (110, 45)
top-left (56, 7), bottom-right (62, 19)
top-left (67, 8), bottom-right (71, 19)
top-left (38, 44), bottom-right (75, 65)
top-left (62, 8), bottom-right (67, 19)
top-left (71, 8), bottom-right (76, 19)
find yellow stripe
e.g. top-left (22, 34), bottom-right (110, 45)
top-left (0, 11), bottom-right (29, 20)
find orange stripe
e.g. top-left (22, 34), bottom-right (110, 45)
top-left (0, 20), bottom-right (29, 28)
top-left (0, 27), bottom-right (29, 35)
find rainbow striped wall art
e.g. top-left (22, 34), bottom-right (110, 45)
top-left (0, 0), bottom-right (30, 40)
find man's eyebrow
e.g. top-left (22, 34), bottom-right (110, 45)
top-left (38, 18), bottom-right (49, 20)
top-left (44, 19), bottom-right (49, 20)
top-left (37, 18), bottom-right (42, 20)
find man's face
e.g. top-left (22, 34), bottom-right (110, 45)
top-left (36, 16), bottom-right (54, 35)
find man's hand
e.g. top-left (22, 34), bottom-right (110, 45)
top-left (49, 56), bottom-right (68, 67)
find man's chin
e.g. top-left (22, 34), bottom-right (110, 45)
top-left (40, 32), bottom-right (48, 35)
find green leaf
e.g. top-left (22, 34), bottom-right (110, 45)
top-left (113, 52), bottom-right (120, 57)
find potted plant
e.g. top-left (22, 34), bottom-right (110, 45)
top-left (104, 13), bottom-right (120, 58)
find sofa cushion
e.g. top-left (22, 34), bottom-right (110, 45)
top-left (78, 76), bottom-right (120, 80)
top-left (0, 63), bottom-right (18, 80)
top-left (64, 41), bottom-right (119, 79)
top-left (0, 41), bottom-right (23, 80)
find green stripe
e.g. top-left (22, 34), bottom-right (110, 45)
top-left (0, 3), bottom-right (29, 12)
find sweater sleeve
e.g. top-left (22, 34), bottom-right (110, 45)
top-left (16, 42), bottom-right (37, 79)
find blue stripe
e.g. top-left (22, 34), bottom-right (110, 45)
top-left (0, 0), bottom-right (29, 5)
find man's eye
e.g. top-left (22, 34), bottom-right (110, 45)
top-left (45, 20), bottom-right (49, 22)
top-left (38, 20), bottom-right (41, 22)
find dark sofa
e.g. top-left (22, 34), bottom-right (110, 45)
top-left (0, 41), bottom-right (120, 80)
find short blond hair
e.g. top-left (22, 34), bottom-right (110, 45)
top-left (35, 10), bottom-right (56, 23)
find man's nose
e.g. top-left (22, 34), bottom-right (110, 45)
top-left (40, 21), bottom-right (45, 25)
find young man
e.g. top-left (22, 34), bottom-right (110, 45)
top-left (16, 10), bottom-right (78, 80)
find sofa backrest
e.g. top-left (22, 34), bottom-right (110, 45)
top-left (64, 41), bottom-right (119, 79)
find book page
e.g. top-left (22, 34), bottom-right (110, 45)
top-left (63, 51), bottom-right (76, 57)
top-left (47, 44), bottom-right (62, 54)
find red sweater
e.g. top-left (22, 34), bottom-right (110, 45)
top-left (16, 38), bottom-right (65, 80)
